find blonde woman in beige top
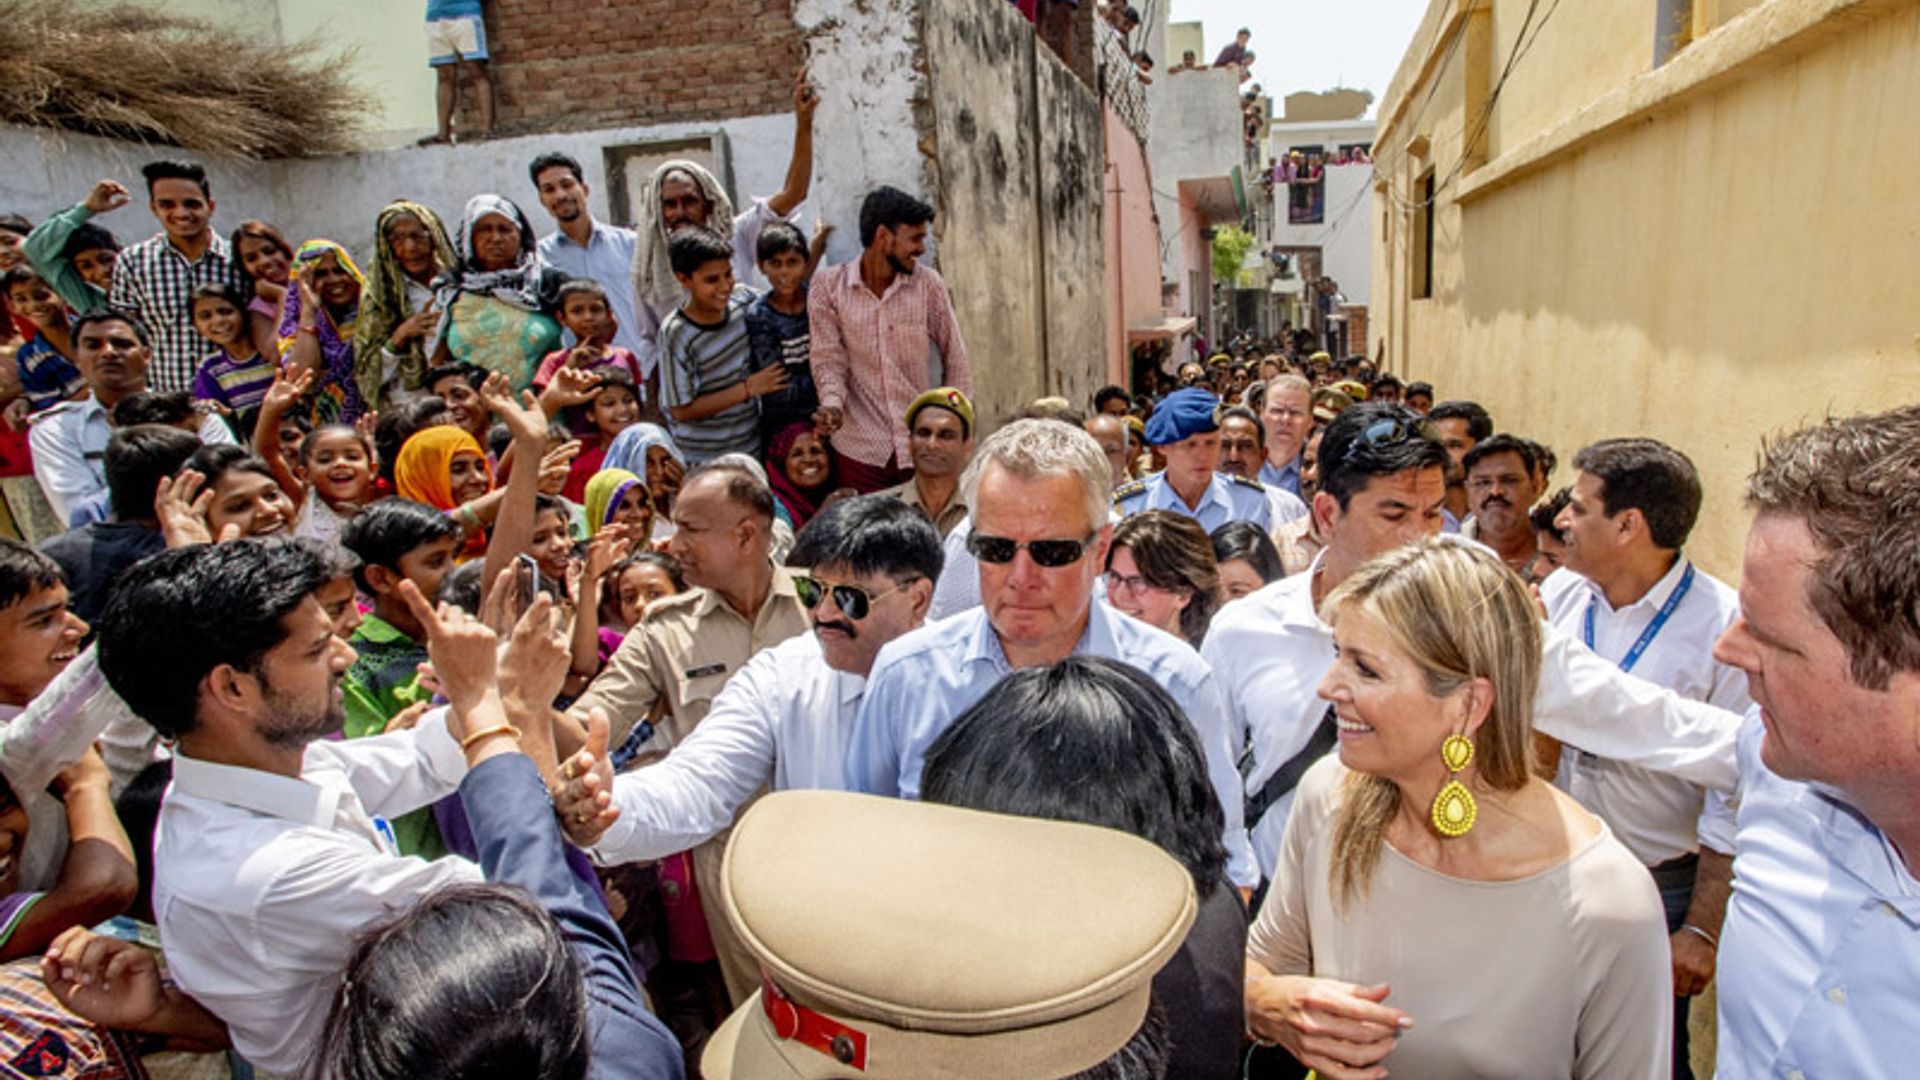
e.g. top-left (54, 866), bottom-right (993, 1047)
top-left (1244, 538), bottom-right (1670, 1079)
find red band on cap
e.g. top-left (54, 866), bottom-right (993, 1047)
top-left (763, 976), bottom-right (870, 1070)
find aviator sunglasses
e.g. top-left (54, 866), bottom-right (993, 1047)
top-left (794, 575), bottom-right (915, 620)
top-left (965, 532), bottom-right (1098, 569)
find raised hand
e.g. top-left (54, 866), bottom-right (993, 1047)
top-left (538, 439), bottom-right (582, 495)
top-left (396, 578), bottom-right (500, 719)
top-left (499, 591), bottom-right (573, 716)
top-left (155, 470), bottom-right (215, 548)
top-left (478, 372), bottom-right (548, 446)
top-left (538, 364), bottom-right (600, 414)
top-left (260, 365), bottom-right (315, 420)
top-left (554, 708), bottom-right (619, 847)
top-left (82, 180), bottom-right (131, 216)
top-left (792, 66), bottom-right (820, 119)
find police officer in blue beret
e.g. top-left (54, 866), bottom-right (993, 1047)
top-left (1113, 387), bottom-right (1279, 531)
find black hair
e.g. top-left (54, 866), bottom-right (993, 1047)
top-left (374, 396), bottom-right (452, 487)
top-left (1404, 381), bottom-right (1433, 401)
top-left (596, 550), bottom-right (685, 627)
top-left (1, 265), bottom-right (47, 297)
top-left (533, 492), bottom-right (568, 521)
top-left (319, 883), bottom-right (590, 1080)
top-left (1316, 402), bottom-right (1450, 510)
top-left (683, 459), bottom-right (776, 523)
top-left (554, 280), bottom-right (608, 311)
top-left (528, 151), bottom-right (584, 187)
top-left (755, 220), bottom-right (808, 263)
top-left (1572, 437), bottom-right (1703, 550)
top-left (181, 443), bottom-right (274, 490)
top-left (300, 423), bottom-right (373, 465)
top-left (0, 214), bottom-right (30, 238)
top-left (1062, 1003), bottom-right (1169, 1080)
top-left (340, 499), bottom-right (463, 593)
top-left (425, 363), bottom-right (487, 393)
top-left (788, 494), bottom-right (944, 585)
top-left (140, 160), bottom-right (210, 199)
top-left (110, 391), bottom-right (194, 428)
top-left (436, 561), bottom-right (485, 615)
top-left (857, 185), bottom-right (935, 247)
top-left (72, 309), bottom-right (153, 350)
top-left (923, 656), bottom-right (1228, 896)
top-left (1210, 521), bottom-right (1284, 585)
top-left (667, 228), bottom-right (733, 277)
top-left (1519, 436), bottom-right (1558, 481)
top-left (96, 540), bottom-right (327, 740)
top-left (1217, 404), bottom-right (1264, 447)
top-left (1428, 400), bottom-right (1493, 443)
top-left (0, 538), bottom-right (64, 612)
top-left (104, 424), bottom-right (201, 522)
top-left (1530, 486), bottom-right (1572, 543)
top-left (292, 536), bottom-right (363, 583)
top-left (62, 222), bottom-right (120, 259)
top-left (1461, 432), bottom-right (1542, 477)
top-left (188, 281), bottom-right (250, 316)
top-left (1093, 385), bottom-right (1131, 414)
top-left (1236, 25), bottom-right (1251, 36)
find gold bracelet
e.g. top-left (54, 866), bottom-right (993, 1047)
top-left (458, 723), bottom-right (522, 750)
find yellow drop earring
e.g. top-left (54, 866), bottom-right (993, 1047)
top-left (1430, 733), bottom-right (1478, 837)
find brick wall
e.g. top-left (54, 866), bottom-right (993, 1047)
top-left (479, 0), bottom-right (806, 135)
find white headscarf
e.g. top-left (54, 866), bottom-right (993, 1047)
top-left (629, 160), bottom-right (737, 312)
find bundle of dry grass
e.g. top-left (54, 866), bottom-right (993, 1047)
top-left (0, 0), bottom-right (373, 158)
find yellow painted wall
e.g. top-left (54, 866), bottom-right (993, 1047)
top-left (1373, 0), bottom-right (1920, 580)
top-left (85, 0), bottom-right (436, 139)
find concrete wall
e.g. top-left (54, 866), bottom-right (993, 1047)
top-left (1372, 0), bottom-right (1920, 579)
top-left (1103, 105), bottom-right (1166, 383)
top-left (1145, 66), bottom-right (1244, 285)
top-left (1271, 162), bottom-right (1374, 307)
top-left (1, 115), bottom-right (798, 273)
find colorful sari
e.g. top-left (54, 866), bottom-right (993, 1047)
top-left (584, 468), bottom-right (646, 537)
top-left (430, 195), bottom-right (565, 390)
top-left (276, 239), bottom-right (368, 424)
top-left (394, 425), bottom-right (493, 559)
top-left (355, 200), bottom-right (456, 409)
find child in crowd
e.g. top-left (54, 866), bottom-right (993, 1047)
top-left (337, 498), bottom-right (464, 857)
top-left (549, 367), bottom-right (641, 501)
top-left (2, 267), bottom-right (85, 414)
top-left (659, 230), bottom-right (787, 464)
top-left (532, 280), bottom-right (644, 399)
top-left (526, 492), bottom-right (575, 584)
top-left (596, 549), bottom-right (683, 641)
top-left (744, 221), bottom-right (824, 446)
top-left (188, 283), bottom-right (278, 427)
top-left (21, 181), bottom-right (124, 313)
top-left (251, 367), bottom-right (379, 545)
top-left (230, 220), bottom-right (296, 360)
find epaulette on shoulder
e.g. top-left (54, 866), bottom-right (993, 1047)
top-left (640, 588), bottom-right (703, 623)
top-left (1111, 479), bottom-right (1149, 503)
top-left (1227, 473), bottom-right (1266, 491)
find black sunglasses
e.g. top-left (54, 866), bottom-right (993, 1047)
top-left (1343, 417), bottom-right (1442, 462)
top-left (965, 532), bottom-right (1097, 569)
top-left (794, 575), bottom-right (913, 620)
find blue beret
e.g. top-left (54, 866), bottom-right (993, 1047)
top-left (1145, 387), bottom-right (1220, 446)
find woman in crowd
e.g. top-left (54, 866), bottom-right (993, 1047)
top-left (230, 220), bottom-right (294, 359)
top-left (922, 656), bottom-right (1243, 1080)
top-left (583, 467), bottom-right (653, 544)
top-left (1103, 510), bottom-right (1222, 647)
top-left (765, 421), bottom-right (849, 532)
top-left (1244, 538), bottom-right (1669, 1078)
top-left (602, 423), bottom-right (685, 544)
top-left (278, 240), bottom-right (369, 424)
top-left (429, 195), bottom-right (565, 391)
top-left (356, 200), bottom-right (458, 410)
top-left (394, 424), bottom-right (495, 560)
top-left (1210, 520), bottom-right (1285, 600)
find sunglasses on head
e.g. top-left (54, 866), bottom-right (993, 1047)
top-left (794, 575), bottom-right (913, 620)
top-left (965, 532), bottom-right (1097, 569)
top-left (1343, 417), bottom-right (1442, 462)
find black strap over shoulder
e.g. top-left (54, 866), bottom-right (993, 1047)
top-left (1244, 705), bottom-right (1338, 830)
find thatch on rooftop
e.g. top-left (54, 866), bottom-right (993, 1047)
top-left (0, 0), bottom-right (371, 159)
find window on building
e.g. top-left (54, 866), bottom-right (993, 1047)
top-left (1412, 168), bottom-right (1435, 300)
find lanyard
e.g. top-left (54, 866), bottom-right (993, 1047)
top-left (1584, 564), bottom-right (1695, 674)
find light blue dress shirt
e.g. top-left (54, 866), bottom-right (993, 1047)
top-left (845, 601), bottom-right (1259, 887)
top-left (1258, 453), bottom-right (1302, 498)
top-left (1113, 471), bottom-right (1279, 533)
top-left (536, 221), bottom-right (648, 371)
top-left (1713, 713), bottom-right (1920, 1079)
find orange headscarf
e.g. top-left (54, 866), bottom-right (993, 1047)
top-left (395, 427), bottom-right (495, 561)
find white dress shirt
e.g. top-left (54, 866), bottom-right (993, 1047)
top-left (0, 647), bottom-right (134, 889)
top-left (846, 601), bottom-right (1258, 887)
top-left (153, 714), bottom-right (481, 1076)
top-left (595, 633), bottom-right (864, 864)
top-left (28, 394), bottom-right (234, 526)
top-left (927, 515), bottom-right (980, 622)
top-left (1541, 560), bottom-right (1751, 866)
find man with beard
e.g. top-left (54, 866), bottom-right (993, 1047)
top-left (1460, 433), bottom-right (1550, 582)
top-left (1427, 399), bottom-right (1491, 532)
top-left (629, 71), bottom-right (819, 389)
top-left (530, 152), bottom-right (648, 375)
top-left (810, 186), bottom-right (973, 492)
top-left (92, 541), bottom-right (566, 1077)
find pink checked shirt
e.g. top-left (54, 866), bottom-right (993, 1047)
top-left (808, 259), bottom-right (973, 469)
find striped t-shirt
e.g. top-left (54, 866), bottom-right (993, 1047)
top-left (659, 285), bottom-right (763, 464)
top-left (190, 348), bottom-right (278, 414)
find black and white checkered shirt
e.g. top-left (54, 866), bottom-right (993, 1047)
top-left (108, 232), bottom-right (245, 393)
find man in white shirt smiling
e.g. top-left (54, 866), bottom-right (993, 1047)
top-left (92, 541), bottom-right (547, 1076)
top-left (553, 495), bottom-right (943, 862)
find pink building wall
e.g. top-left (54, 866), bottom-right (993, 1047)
top-left (1101, 106), bottom-right (1166, 385)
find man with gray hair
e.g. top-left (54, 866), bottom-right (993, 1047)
top-left (844, 419), bottom-right (1259, 889)
top-left (1259, 373), bottom-right (1314, 497)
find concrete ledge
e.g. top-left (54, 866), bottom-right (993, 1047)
top-left (1455, 0), bottom-right (1910, 202)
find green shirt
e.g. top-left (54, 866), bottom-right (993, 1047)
top-left (22, 203), bottom-right (108, 315)
top-left (341, 613), bottom-right (445, 858)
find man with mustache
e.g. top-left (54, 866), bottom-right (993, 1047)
top-left (1460, 433), bottom-right (1549, 582)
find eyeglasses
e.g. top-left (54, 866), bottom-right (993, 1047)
top-left (1103, 570), bottom-right (1170, 597)
top-left (793, 575), bottom-right (914, 620)
top-left (965, 532), bottom-right (1098, 569)
top-left (1342, 417), bottom-right (1442, 462)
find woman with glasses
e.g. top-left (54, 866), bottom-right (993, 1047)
top-left (1104, 510), bottom-right (1222, 647)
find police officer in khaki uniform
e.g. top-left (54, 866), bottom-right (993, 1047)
top-left (702, 790), bottom-right (1197, 1079)
top-left (570, 457), bottom-right (810, 1007)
